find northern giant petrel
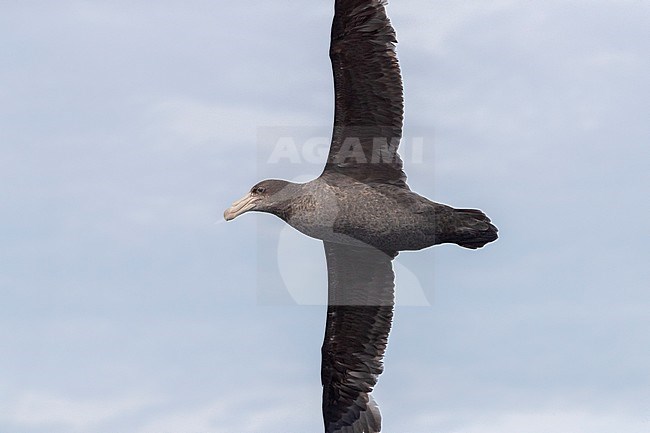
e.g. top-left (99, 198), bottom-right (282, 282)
top-left (224, 1), bottom-right (498, 432)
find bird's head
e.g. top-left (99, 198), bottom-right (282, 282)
top-left (224, 179), bottom-right (296, 221)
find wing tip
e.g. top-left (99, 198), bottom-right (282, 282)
top-left (365, 393), bottom-right (382, 432)
top-left (327, 394), bottom-right (382, 433)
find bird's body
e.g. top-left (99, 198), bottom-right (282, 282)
top-left (252, 176), bottom-right (497, 254)
top-left (224, 1), bottom-right (498, 431)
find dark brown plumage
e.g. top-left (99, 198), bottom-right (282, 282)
top-left (224, 1), bottom-right (498, 432)
top-left (326, 0), bottom-right (406, 188)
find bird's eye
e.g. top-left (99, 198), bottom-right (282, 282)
top-left (253, 186), bottom-right (266, 194)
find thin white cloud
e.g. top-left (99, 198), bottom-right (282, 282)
top-left (410, 408), bottom-right (650, 433)
top-left (134, 386), bottom-right (317, 433)
top-left (394, 0), bottom-right (519, 54)
top-left (146, 98), bottom-right (320, 147)
top-left (0, 391), bottom-right (159, 431)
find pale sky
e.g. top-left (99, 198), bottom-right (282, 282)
top-left (1, 1), bottom-right (649, 432)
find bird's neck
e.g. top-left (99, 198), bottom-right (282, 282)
top-left (267, 182), bottom-right (305, 222)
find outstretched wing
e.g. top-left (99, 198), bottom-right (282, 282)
top-left (323, 0), bottom-right (407, 188)
top-left (321, 241), bottom-right (396, 433)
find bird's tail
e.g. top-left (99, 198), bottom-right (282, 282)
top-left (453, 208), bottom-right (499, 249)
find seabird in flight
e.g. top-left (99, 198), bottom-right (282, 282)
top-left (224, 1), bottom-right (498, 432)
